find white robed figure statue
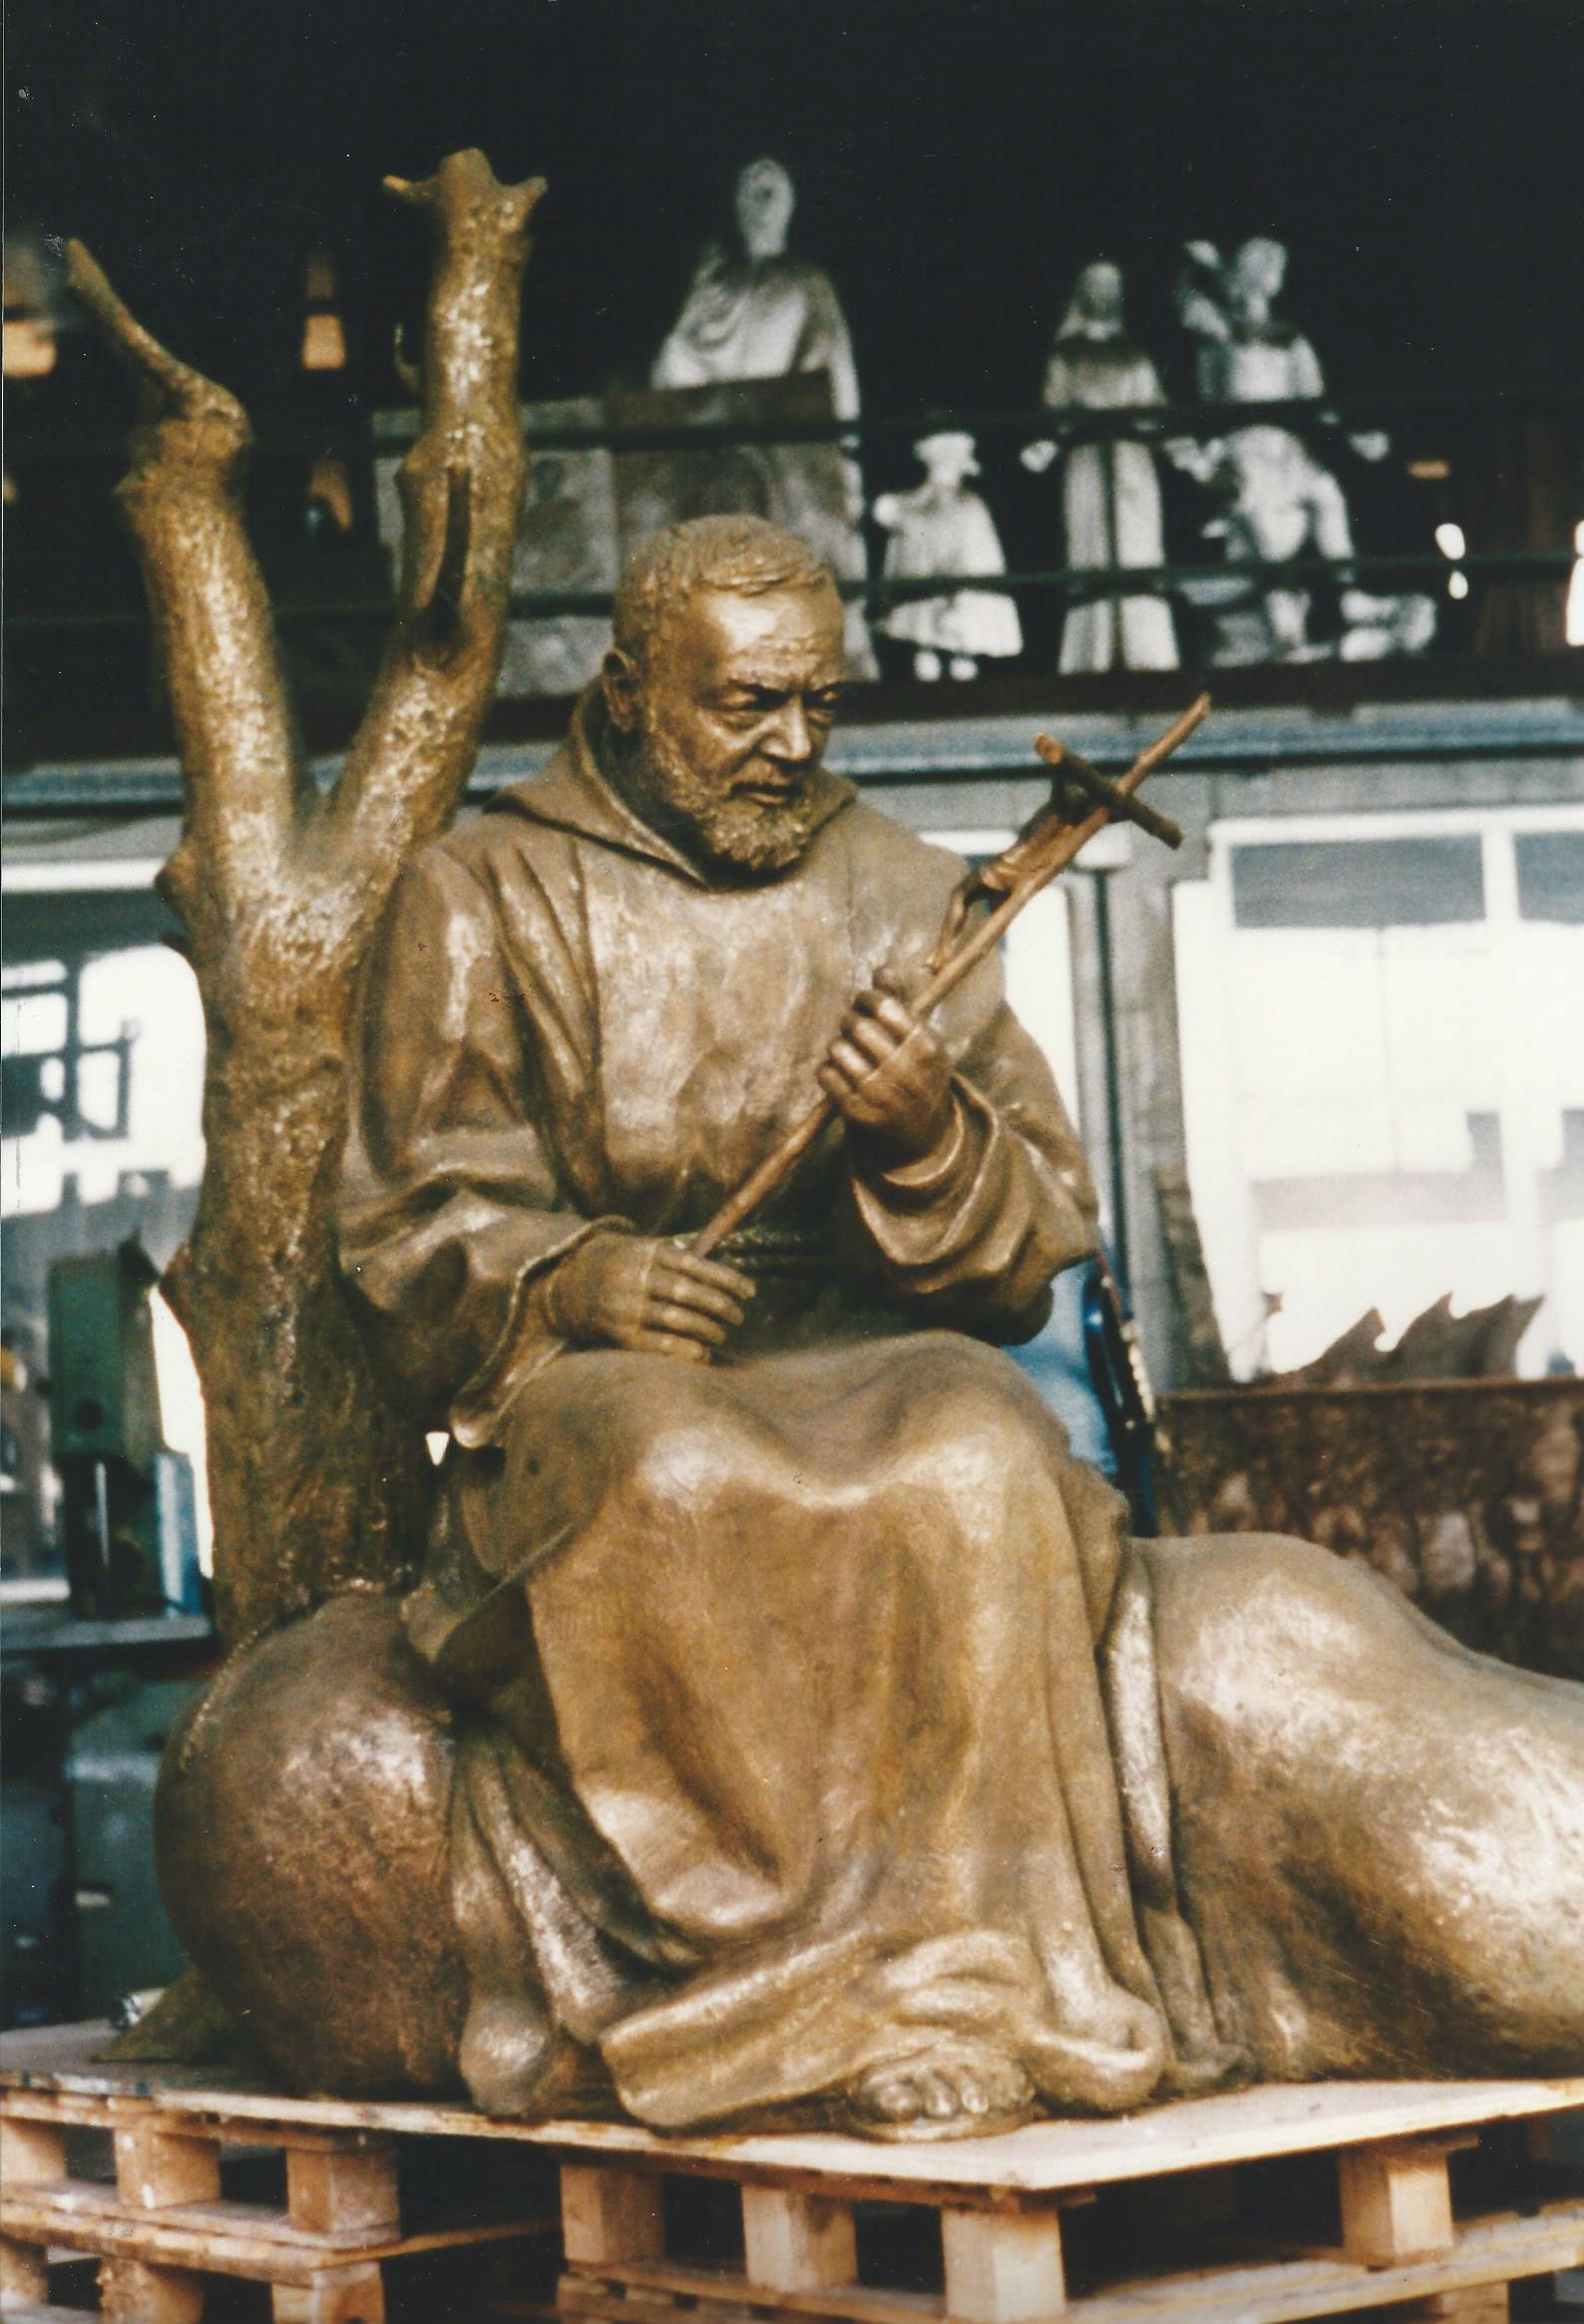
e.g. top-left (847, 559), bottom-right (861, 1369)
top-left (1174, 236), bottom-right (1434, 662)
top-left (652, 158), bottom-right (860, 428)
top-left (650, 157), bottom-right (874, 676)
top-left (1022, 260), bottom-right (1179, 675)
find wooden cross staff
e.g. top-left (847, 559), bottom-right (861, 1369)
top-left (690, 691), bottom-right (1211, 1258)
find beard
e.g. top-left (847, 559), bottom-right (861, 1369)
top-left (622, 715), bottom-right (828, 880)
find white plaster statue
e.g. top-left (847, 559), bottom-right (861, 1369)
top-left (1021, 261), bottom-right (1179, 675)
top-left (651, 158), bottom-right (873, 674)
top-left (874, 430), bottom-right (1023, 680)
top-left (1174, 237), bottom-right (1432, 662)
top-left (652, 159), bottom-right (860, 429)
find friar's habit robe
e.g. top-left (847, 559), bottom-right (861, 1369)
top-left (338, 689), bottom-right (1220, 2131)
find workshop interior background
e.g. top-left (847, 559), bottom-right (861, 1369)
top-left (3, 0), bottom-right (1582, 2029)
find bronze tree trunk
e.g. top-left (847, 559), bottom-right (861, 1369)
top-left (65, 151), bottom-right (542, 1646)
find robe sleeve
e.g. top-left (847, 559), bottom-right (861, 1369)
top-left (1126, 355), bottom-right (1167, 413)
top-left (846, 915), bottom-right (1099, 1344)
top-left (651, 244), bottom-right (730, 390)
top-left (796, 266), bottom-right (861, 424)
top-left (1288, 332), bottom-right (1326, 401)
top-left (337, 835), bottom-right (617, 1444)
top-left (1041, 351), bottom-right (1076, 411)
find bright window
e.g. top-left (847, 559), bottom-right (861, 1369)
top-left (1174, 806), bottom-right (1584, 1377)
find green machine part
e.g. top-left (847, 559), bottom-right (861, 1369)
top-left (46, 1242), bottom-right (199, 1617)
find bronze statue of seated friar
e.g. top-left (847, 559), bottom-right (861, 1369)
top-left (66, 155), bottom-right (1583, 2143)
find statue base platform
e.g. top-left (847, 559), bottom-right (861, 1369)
top-left (2, 2025), bottom-right (1581, 2323)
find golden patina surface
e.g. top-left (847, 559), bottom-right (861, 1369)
top-left (67, 150), bottom-right (541, 1647)
top-left (164, 531), bottom-right (1583, 2138)
top-left (73, 163), bottom-right (1584, 2139)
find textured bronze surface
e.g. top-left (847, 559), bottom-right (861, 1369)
top-left (1160, 1378), bottom-right (1584, 1677)
top-left (157, 1533), bottom-right (1584, 2112)
top-left (158, 1593), bottom-right (468, 2095)
top-left (692, 694), bottom-right (1205, 1255)
top-left (72, 178), bottom-right (1582, 2138)
top-left (67, 150), bottom-right (541, 1646)
top-left (158, 522), bottom-right (1582, 2140)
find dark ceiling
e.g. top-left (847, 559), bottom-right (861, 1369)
top-left (9, 0), bottom-right (1583, 423)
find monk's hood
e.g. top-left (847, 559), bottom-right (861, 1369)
top-left (487, 685), bottom-right (857, 890)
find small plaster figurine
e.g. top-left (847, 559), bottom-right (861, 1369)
top-left (874, 430), bottom-right (1023, 680)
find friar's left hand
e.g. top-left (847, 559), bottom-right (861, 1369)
top-left (816, 983), bottom-right (955, 1169)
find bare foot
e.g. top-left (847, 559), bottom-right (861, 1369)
top-left (844, 2049), bottom-right (1034, 2140)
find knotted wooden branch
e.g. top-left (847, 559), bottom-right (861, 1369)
top-left (68, 153), bottom-right (541, 1644)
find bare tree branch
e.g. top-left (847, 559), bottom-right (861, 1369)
top-left (71, 152), bottom-right (539, 1643)
top-left (326, 150), bottom-right (543, 874)
top-left (413, 466), bottom-right (473, 658)
top-left (63, 241), bottom-right (308, 936)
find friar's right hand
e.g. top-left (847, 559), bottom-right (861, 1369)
top-left (545, 1232), bottom-right (755, 1363)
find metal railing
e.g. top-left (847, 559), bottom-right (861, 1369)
top-left (4, 389), bottom-right (1579, 686)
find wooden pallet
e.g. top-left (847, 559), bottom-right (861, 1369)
top-left (552, 2137), bottom-right (1584, 2324)
top-left (3, 2027), bottom-right (1581, 2324)
top-left (0, 2081), bottom-right (555, 2321)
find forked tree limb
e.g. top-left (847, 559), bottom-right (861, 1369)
top-left (415, 466), bottom-right (474, 656)
top-left (70, 152), bottom-right (540, 1643)
top-left (62, 240), bottom-right (306, 937)
top-left (327, 151), bottom-right (544, 872)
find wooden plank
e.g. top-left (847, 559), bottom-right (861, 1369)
top-left (1339, 2136), bottom-right (1457, 2266)
top-left (0, 2232), bottom-right (51, 2307)
top-left (551, 2152), bottom-right (1046, 2215)
top-left (98, 2252), bottom-right (205, 2323)
top-left (1043, 2207), bottom-right (1582, 2324)
top-left (560, 2278), bottom-right (941, 2324)
top-left (286, 2140), bottom-right (401, 2238)
top-left (1, 2089), bottom-right (130, 2129)
top-left (0, 2306), bottom-right (100, 2323)
top-left (335, 2217), bottom-right (555, 2265)
top-left (568, 2207), bottom-right (1582, 2324)
top-left (150, 2193), bottom-right (403, 2253)
top-left (1396, 2293), bottom-right (1510, 2322)
top-left (0, 2192), bottom-right (328, 2285)
top-left (561, 2288), bottom-right (783, 2324)
top-left (741, 2186), bottom-right (859, 2293)
top-left (114, 2118), bottom-right (222, 2211)
top-left (561, 2161), bottom-right (666, 2266)
top-left (3, 2176), bottom-right (120, 2216)
top-left (0, 2187), bottom-right (548, 2277)
top-left (942, 2205), bottom-right (1066, 2321)
top-left (271, 2261), bottom-right (387, 2322)
top-left (2, 2085), bottom-right (405, 2154)
top-left (569, 2252), bottom-right (941, 2324)
top-left (0, 2116), bottom-right (66, 2186)
top-left (6, 2027), bottom-right (1584, 2202)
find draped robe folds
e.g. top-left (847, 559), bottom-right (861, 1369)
top-left (652, 247), bottom-right (861, 426)
top-left (338, 692), bottom-right (1209, 2130)
top-left (1041, 335), bottom-right (1179, 675)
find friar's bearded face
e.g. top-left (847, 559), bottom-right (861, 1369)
top-left (606, 581), bottom-right (848, 879)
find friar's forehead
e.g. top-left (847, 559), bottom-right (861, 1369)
top-left (678, 581), bottom-right (848, 688)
